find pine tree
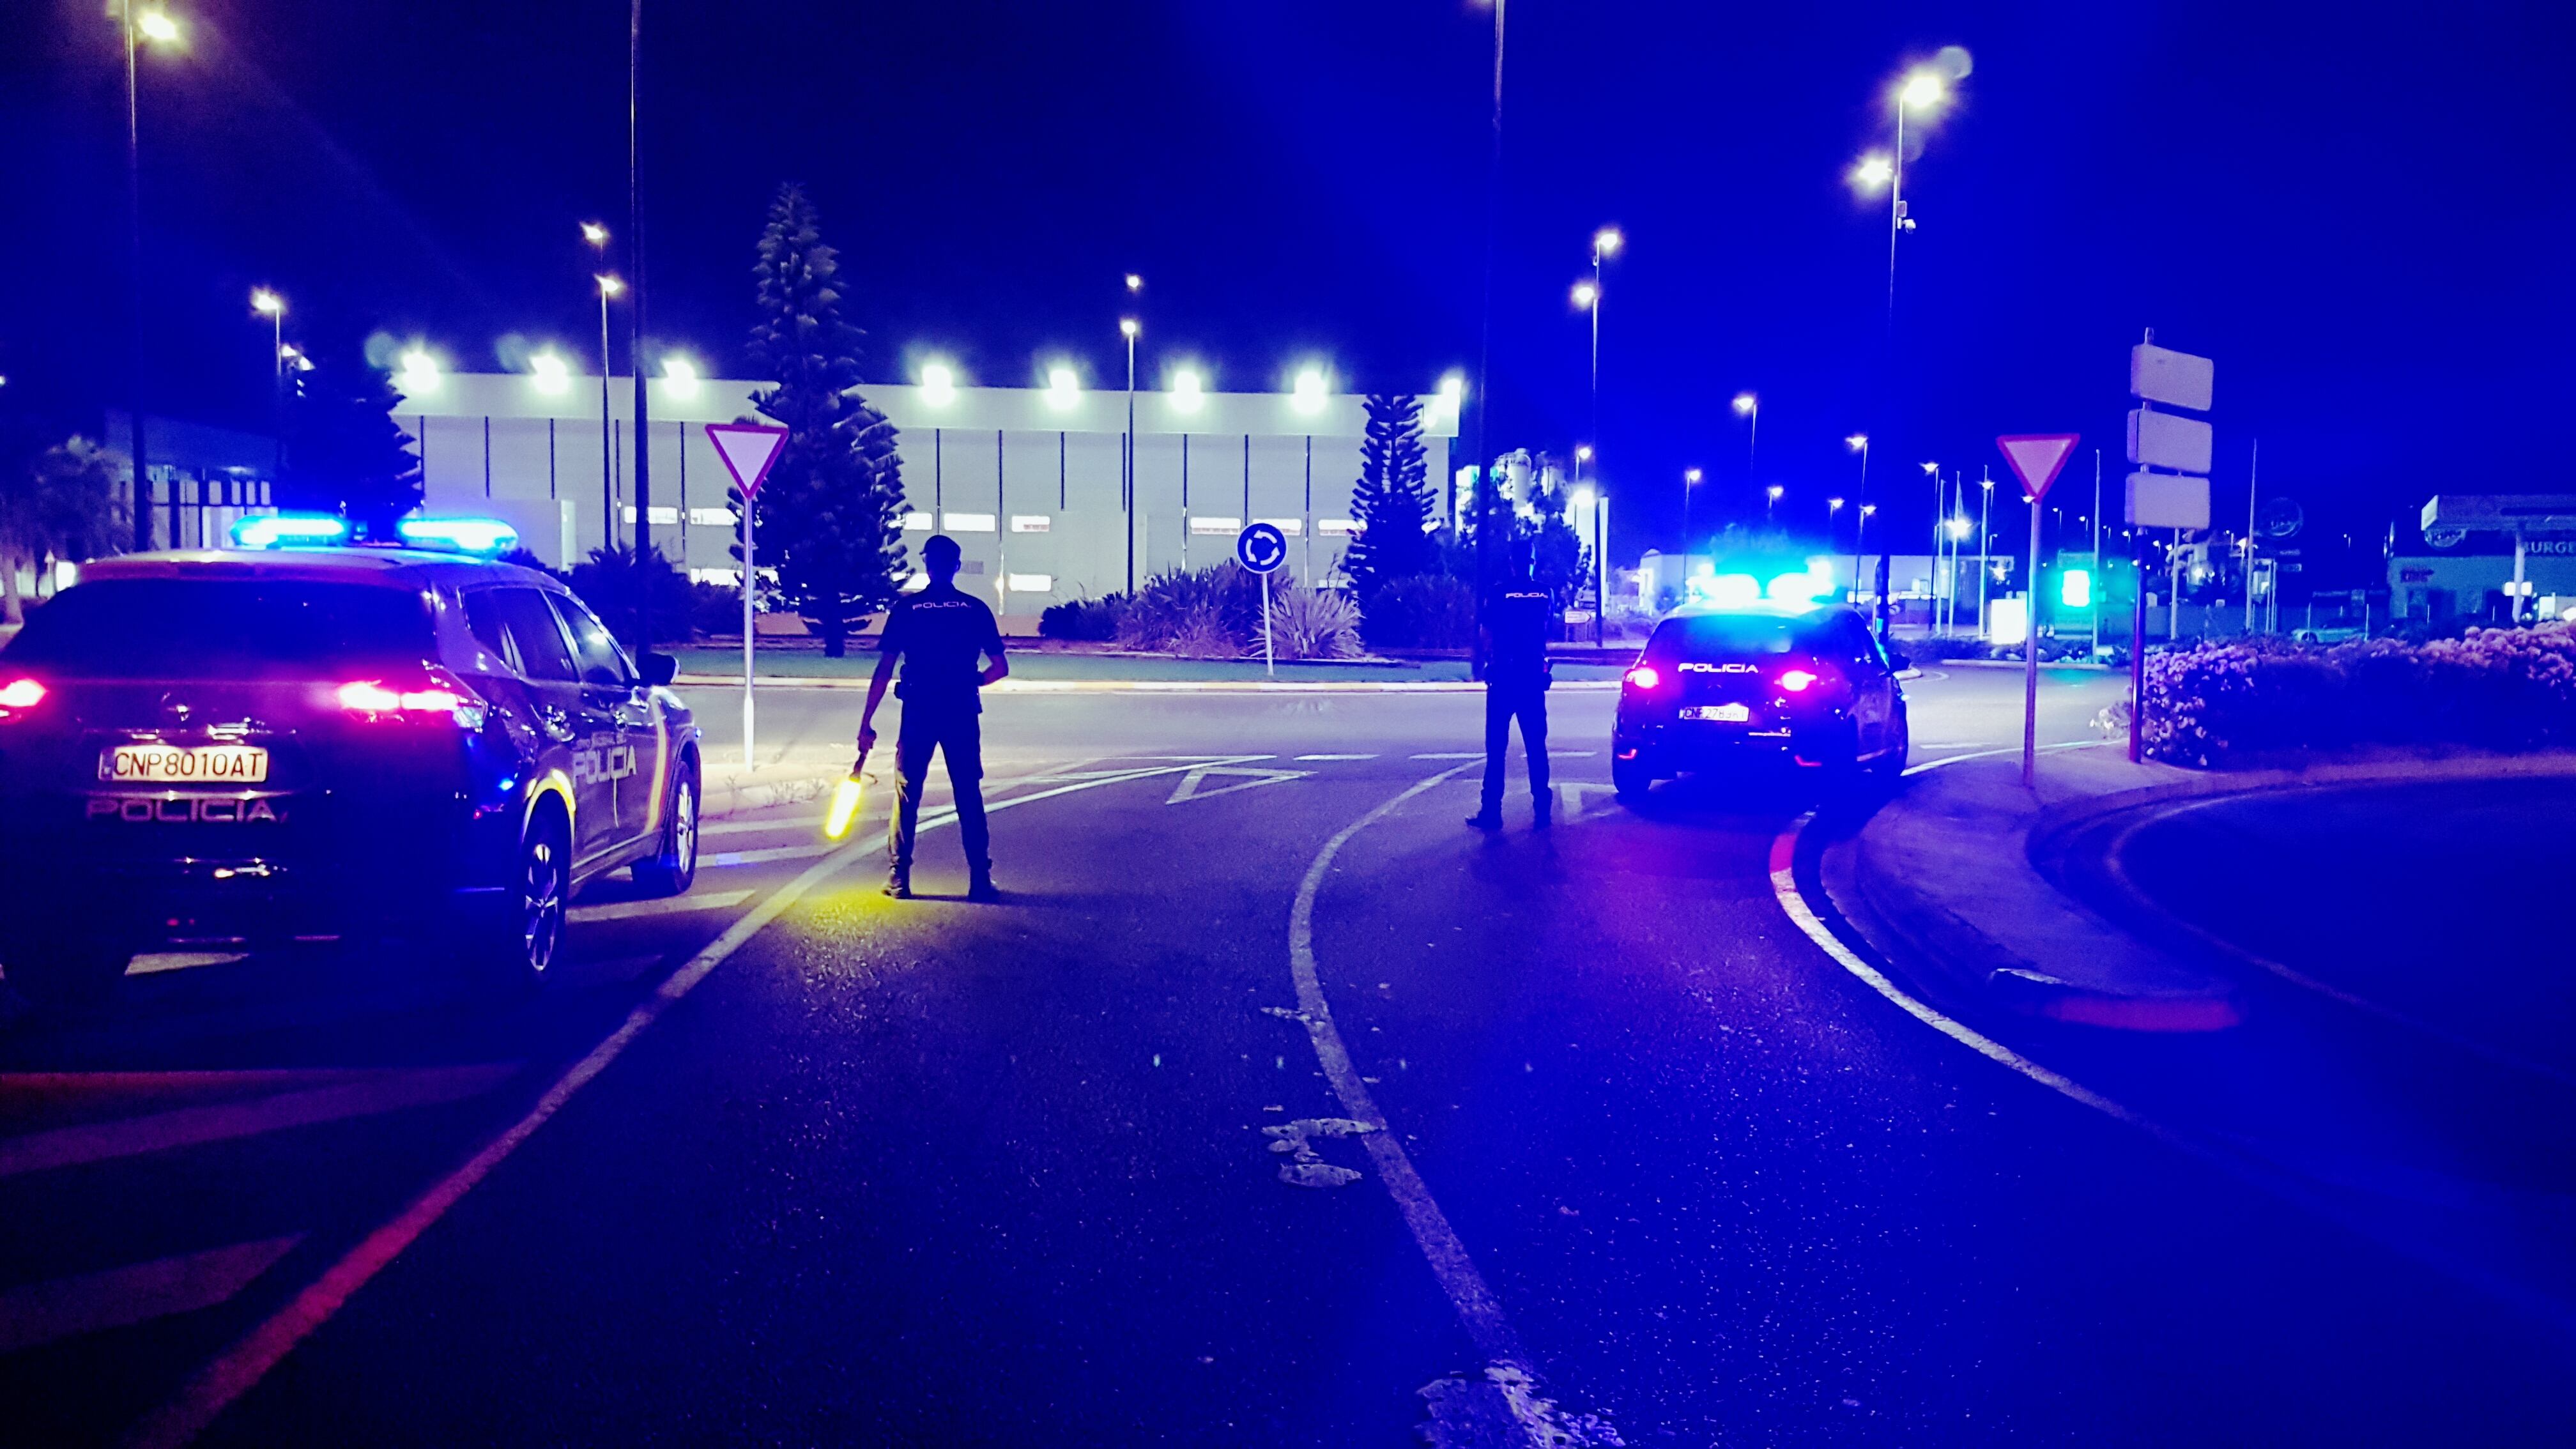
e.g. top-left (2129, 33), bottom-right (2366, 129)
top-left (740, 183), bottom-right (907, 657)
top-left (278, 343), bottom-right (423, 535)
top-left (1344, 392), bottom-right (1436, 597)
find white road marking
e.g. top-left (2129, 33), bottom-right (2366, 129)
top-left (1289, 765), bottom-right (1600, 1445)
top-left (128, 952), bottom-right (247, 976)
top-left (128, 756), bottom-right (1252, 1449)
top-left (0, 1064), bottom-right (518, 1179)
top-left (1765, 817), bottom-right (2158, 1131)
top-left (1545, 749), bottom-right (1597, 758)
top-left (1549, 781), bottom-right (1620, 824)
top-left (1164, 764), bottom-right (1312, 804)
top-left (703, 843), bottom-right (838, 867)
top-left (568, 891), bottom-right (755, 924)
top-left (1902, 738), bottom-right (2110, 776)
top-left (1410, 752), bottom-right (1484, 760)
top-left (0, 1236), bottom-right (303, 1356)
top-left (1295, 753), bottom-right (1378, 761)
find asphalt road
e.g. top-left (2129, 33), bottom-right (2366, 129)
top-left (4, 667), bottom-right (2570, 1446)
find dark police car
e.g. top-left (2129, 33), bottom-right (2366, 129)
top-left (1612, 602), bottom-right (1909, 801)
top-left (0, 518), bottom-right (702, 1006)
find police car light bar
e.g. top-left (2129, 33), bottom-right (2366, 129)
top-left (231, 514), bottom-right (352, 549)
top-left (395, 518), bottom-right (519, 555)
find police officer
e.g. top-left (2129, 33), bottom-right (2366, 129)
top-left (1467, 539), bottom-right (1552, 831)
top-left (858, 534), bottom-right (1009, 900)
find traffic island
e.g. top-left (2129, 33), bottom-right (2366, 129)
top-left (1820, 746), bottom-right (2247, 1031)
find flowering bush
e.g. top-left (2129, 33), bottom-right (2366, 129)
top-left (2142, 623), bottom-right (2576, 766)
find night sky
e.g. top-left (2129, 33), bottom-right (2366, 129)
top-left (4, 0), bottom-right (2572, 568)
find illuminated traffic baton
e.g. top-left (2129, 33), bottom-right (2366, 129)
top-left (823, 746), bottom-right (871, 841)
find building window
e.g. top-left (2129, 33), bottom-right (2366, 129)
top-left (1254, 517), bottom-right (1305, 536)
top-left (620, 505), bottom-right (681, 525)
top-left (1188, 516), bottom-right (1241, 535)
top-left (687, 567), bottom-right (742, 586)
top-left (901, 511), bottom-right (935, 531)
top-left (687, 507), bottom-right (733, 527)
top-left (1317, 518), bottom-right (1363, 536)
top-left (1010, 514), bottom-right (1052, 533)
top-left (1006, 573), bottom-right (1053, 593)
top-left (944, 512), bottom-right (997, 532)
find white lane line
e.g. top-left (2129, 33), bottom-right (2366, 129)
top-left (1410, 752), bottom-right (1484, 760)
top-left (1903, 738), bottom-right (2110, 776)
top-left (567, 891), bottom-right (756, 925)
top-left (1295, 753), bottom-right (1378, 761)
top-left (0, 1064), bottom-right (519, 1180)
top-left (1286, 767), bottom-right (1543, 1380)
top-left (128, 755), bottom-right (1237, 1449)
top-left (0, 1236), bottom-right (303, 1356)
top-left (1546, 749), bottom-right (1597, 758)
top-left (1764, 820), bottom-right (2155, 1130)
top-left (703, 843), bottom-right (838, 867)
top-left (128, 952), bottom-right (248, 977)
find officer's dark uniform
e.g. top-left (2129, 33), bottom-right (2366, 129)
top-left (1474, 580), bottom-right (1552, 826)
top-left (878, 580), bottom-right (1003, 884)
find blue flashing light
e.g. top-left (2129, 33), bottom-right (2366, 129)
top-left (396, 517), bottom-right (519, 555)
top-left (231, 514), bottom-right (351, 549)
top-left (1767, 570), bottom-right (1831, 604)
top-left (1703, 573), bottom-right (1762, 608)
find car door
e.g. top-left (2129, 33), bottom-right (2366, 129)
top-left (486, 587), bottom-right (617, 862)
top-left (1833, 613), bottom-right (1898, 758)
top-left (546, 592), bottom-right (654, 853)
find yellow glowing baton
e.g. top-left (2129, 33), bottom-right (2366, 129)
top-left (823, 747), bottom-right (870, 841)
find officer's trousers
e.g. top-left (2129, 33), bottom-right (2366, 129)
top-left (888, 709), bottom-right (989, 876)
top-left (1478, 682), bottom-right (1550, 815)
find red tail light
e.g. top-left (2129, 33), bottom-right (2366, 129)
top-left (0, 678), bottom-right (45, 712)
top-left (337, 668), bottom-right (486, 729)
top-left (1624, 665), bottom-right (1662, 691)
top-left (1777, 668), bottom-right (1820, 693)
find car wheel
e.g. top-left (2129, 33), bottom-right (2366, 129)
top-left (466, 809), bottom-right (569, 988)
top-left (1613, 756), bottom-right (1653, 804)
top-left (632, 759), bottom-right (700, 897)
top-left (4, 938), bottom-right (132, 1011)
top-left (1866, 707), bottom-right (1912, 784)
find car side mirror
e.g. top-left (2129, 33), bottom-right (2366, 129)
top-left (640, 652), bottom-right (677, 687)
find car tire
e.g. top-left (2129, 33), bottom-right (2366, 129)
top-left (1613, 756), bottom-right (1653, 804)
top-left (1866, 707), bottom-right (1912, 785)
top-left (4, 938), bottom-right (132, 1011)
top-left (464, 808), bottom-right (570, 989)
top-left (632, 758), bottom-right (700, 898)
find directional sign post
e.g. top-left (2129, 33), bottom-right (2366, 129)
top-left (1997, 434), bottom-right (2080, 786)
top-left (707, 424), bottom-right (790, 769)
top-left (1236, 522), bottom-right (1289, 678)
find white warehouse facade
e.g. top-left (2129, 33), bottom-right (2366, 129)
top-left (401, 372), bottom-right (1458, 625)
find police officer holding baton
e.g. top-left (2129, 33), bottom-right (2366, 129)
top-left (859, 534), bottom-right (1008, 900)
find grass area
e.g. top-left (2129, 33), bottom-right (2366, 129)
top-left (669, 647), bottom-right (1629, 684)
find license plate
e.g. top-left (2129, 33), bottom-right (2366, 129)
top-left (100, 744), bottom-right (271, 783)
top-left (1682, 703), bottom-right (1752, 723)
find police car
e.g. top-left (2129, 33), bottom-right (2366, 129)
top-left (0, 516), bottom-right (701, 1006)
top-left (1612, 601), bottom-right (1910, 801)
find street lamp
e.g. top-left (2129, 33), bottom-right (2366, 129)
top-left (121, 3), bottom-right (189, 549)
top-left (1588, 226), bottom-right (1620, 475)
top-left (1846, 434), bottom-right (1871, 612)
top-left (1765, 484), bottom-right (1784, 524)
top-left (594, 268), bottom-right (624, 551)
top-left (1732, 391), bottom-right (1758, 496)
top-left (1682, 468), bottom-right (1703, 583)
top-left (251, 288), bottom-right (285, 481)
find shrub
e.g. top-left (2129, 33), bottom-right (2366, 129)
top-left (1360, 574), bottom-right (1476, 650)
top-left (2141, 624), bottom-right (2576, 767)
top-left (1266, 585), bottom-right (1362, 660)
top-left (1116, 564), bottom-right (1264, 656)
top-left (689, 581), bottom-right (744, 640)
top-left (566, 543), bottom-right (696, 643)
top-left (1039, 595), bottom-right (1125, 641)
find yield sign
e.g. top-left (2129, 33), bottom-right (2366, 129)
top-left (1996, 434), bottom-right (2080, 502)
top-left (705, 423), bottom-right (789, 499)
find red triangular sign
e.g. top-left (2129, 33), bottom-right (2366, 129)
top-left (1995, 434), bottom-right (2080, 501)
top-left (705, 423), bottom-right (790, 499)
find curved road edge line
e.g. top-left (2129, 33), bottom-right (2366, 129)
top-left (122, 759), bottom-right (1247, 1449)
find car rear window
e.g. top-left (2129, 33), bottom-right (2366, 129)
top-left (1, 579), bottom-right (435, 679)
top-left (1644, 613), bottom-right (1800, 663)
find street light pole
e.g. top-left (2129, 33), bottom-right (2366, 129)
top-left (1121, 305), bottom-right (1138, 595)
top-left (1977, 471), bottom-right (1993, 638)
top-left (1588, 227), bottom-right (1619, 473)
top-left (1469, 0), bottom-right (1506, 678)
top-left (1846, 434), bottom-right (1870, 613)
top-left (252, 289), bottom-right (286, 484)
top-left (628, 0), bottom-right (652, 654)
top-left (1681, 468), bottom-right (1700, 590)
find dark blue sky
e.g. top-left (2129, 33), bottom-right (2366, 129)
top-left (5, 0), bottom-right (2572, 564)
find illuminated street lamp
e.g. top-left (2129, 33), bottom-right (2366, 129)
top-left (250, 288), bottom-right (286, 479)
top-left (121, 3), bottom-right (191, 548)
top-left (1732, 391), bottom-right (1758, 493)
top-left (594, 262), bottom-right (624, 543)
top-left (1765, 484), bottom-right (1784, 523)
top-left (1587, 226), bottom-right (1620, 480)
top-left (1977, 471), bottom-right (1995, 634)
top-left (1682, 467), bottom-right (1703, 580)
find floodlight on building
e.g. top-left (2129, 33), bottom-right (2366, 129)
top-left (1439, 373), bottom-right (1466, 409)
top-left (1045, 365), bottom-right (1080, 410)
top-left (662, 355), bottom-right (702, 398)
top-left (1170, 367), bottom-right (1204, 411)
top-left (920, 361), bottom-right (957, 405)
top-left (1292, 367), bottom-right (1328, 415)
top-left (530, 351), bottom-right (571, 394)
top-left (1571, 487), bottom-right (1597, 509)
top-left (395, 349), bottom-right (441, 395)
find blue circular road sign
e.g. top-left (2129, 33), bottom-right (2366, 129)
top-left (1235, 521), bottom-right (1288, 574)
